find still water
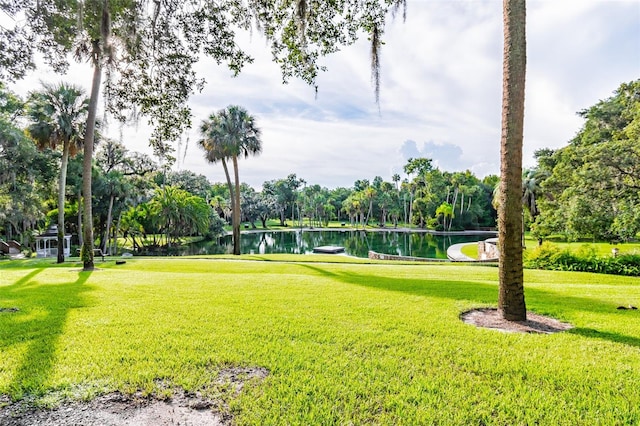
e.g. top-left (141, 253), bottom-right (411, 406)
top-left (184, 230), bottom-right (495, 259)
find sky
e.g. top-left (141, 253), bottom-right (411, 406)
top-left (8, 0), bottom-right (640, 189)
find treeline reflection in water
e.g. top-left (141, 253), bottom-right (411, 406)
top-left (182, 230), bottom-right (494, 259)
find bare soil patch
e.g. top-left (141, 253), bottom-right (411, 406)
top-left (0, 367), bottom-right (269, 426)
top-left (461, 308), bottom-right (573, 334)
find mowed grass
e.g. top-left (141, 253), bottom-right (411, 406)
top-left (461, 243), bottom-right (479, 259)
top-left (459, 237), bottom-right (640, 260)
top-left (1, 256), bottom-right (640, 424)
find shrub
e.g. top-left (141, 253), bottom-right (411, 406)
top-left (524, 242), bottom-right (640, 276)
top-left (524, 242), bottom-right (566, 269)
top-left (427, 218), bottom-right (439, 230)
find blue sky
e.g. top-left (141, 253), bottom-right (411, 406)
top-left (10, 0), bottom-right (640, 189)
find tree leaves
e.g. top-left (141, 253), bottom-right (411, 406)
top-left (535, 79), bottom-right (640, 241)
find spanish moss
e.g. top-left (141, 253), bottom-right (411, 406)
top-left (370, 24), bottom-right (381, 106)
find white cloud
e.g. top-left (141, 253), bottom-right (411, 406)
top-left (8, 0), bottom-right (639, 189)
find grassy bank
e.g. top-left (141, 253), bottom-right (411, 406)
top-left (459, 236), bottom-right (640, 261)
top-left (1, 256), bottom-right (639, 424)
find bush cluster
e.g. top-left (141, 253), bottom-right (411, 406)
top-left (524, 242), bottom-right (640, 276)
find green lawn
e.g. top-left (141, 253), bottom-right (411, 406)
top-left (541, 240), bottom-right (640, 256)
top-left (1, 256), bottom-right (640, 424)
top-left (458, 236), bottom-right (640, 261)
top-left (527, 234), bottom-right (640, 255)
top-left (461, 243), bottom-right (479, 259)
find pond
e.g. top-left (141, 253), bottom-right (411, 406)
top-left (183, 229), bottom-right (496, 259)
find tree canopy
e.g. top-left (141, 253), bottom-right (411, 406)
top-left (2, 0), bottom-right (406, 151)
top-left (533, 79), bottom-right (640, 242)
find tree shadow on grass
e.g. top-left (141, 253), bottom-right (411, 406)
top-left (568, 327), bottom-right (640, 348)
top-left (298, 264), bottom-right (636, 314)
top-left (297, 264), bottom-right (640, 347)
top-left (298, 263), bottom-right (497, 305)
top-left (0, 267), bottom-right (93, 399)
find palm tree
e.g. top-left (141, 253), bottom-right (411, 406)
top-left (392, 173), bottom-right (401, 192)
top-left (436, 202), bottom-right (454, 231)
top-left (522, 167), bottom-right (546, 221)
top-left (27, 82), bottom-right (89, 263)
top-left (199, 113), bottom-right (235, 222)
top-left (99, 170), bottom-right (129, 255)
top-left (363, 186), bottom-right (376, 225)
top-left (210, 195), bottom-right (231, 223)
top-left (498, 0), bottom-right (527, 321)
top-left (521, 167), bottom-right (546, 248)
top-left (198, 105), bottom-right (262, 255)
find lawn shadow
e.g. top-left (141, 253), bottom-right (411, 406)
top-left (298, 263), bottom-right (498, 304)
top-left (568, 327), bottom-right (640, 348)
top-left (299, 264), bottom-right (635, 314)
top-left (297, 264), bottom-right (640, 347)
top-left (0, 267), bottom-right (93, 398)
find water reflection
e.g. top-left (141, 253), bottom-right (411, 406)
top-left (184, 230), bottom-right (495, 259)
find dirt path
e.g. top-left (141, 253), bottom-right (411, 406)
top-left (0, 367), bottom-right (269, 426)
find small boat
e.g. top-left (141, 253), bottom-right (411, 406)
top-left (312, 246), bottom-right (345, 254)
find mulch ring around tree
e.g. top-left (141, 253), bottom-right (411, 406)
top-left (461, 308), bottom-right (574, 334)
top-left (0, 367), bottom-right (269, 426)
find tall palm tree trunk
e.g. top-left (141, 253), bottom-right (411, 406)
top-left (408, 191), bottom-right (413, 227)
top-left (449, 187), bottom-right (458, 231)
top-left (232, 155), bottom-right (241, 255)
top-left (57, 142), bottom-right (70, 263)
top-left (498, 0), bottom-right (527, 321)
top-left (102, 194), bottom-right (115, 254)
top-left (220, 157), bottom-right (236, 249)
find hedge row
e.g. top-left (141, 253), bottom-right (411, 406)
top-left (524, 242), bottom-right (640, 276)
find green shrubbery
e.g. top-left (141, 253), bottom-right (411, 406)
top-left (524, 242), bottom-right (640, 276)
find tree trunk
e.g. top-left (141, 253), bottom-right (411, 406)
top-left (77, 190), bottom-right (83, 247)
top-left (220, 157), bottom-right (236, 253)
top-left (449, 187), bottom-right (458, 231)
top-left (81, 2), bottom-right (109, 271)
top-left (57, 141), bottom-right (70, 264)
top-left (112, 212), bottom-right (122, 255)
top-left (408, 192), bottom-right (414, 227)
top-left (521, 211), bottom-right (526, 249)
top-left (403, 193), bottom-right (407, 225)
top-left (166, 220), bottom-right (171, 249)
top-left (102, 194), bottom-right (115, 254)
top-left (81, 48), bottom-right (101, 270)
top-left (232, 155), bottom-right (241, 255)
top-left (498, 0), bottom-right (527, 321)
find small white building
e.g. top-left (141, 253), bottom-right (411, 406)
top-left (35, 225), bottom-right (71, 258)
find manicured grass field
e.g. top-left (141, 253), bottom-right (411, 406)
top-left (1, 256), bottom-right (640, 424)
top-left (459, 237), bottom-right (640, 261)
top-left (544, 240), bottom-right (640, 256)
top-left (461, 243), bottom-right (478, 259)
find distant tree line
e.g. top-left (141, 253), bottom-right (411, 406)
top-left (2, 79), bottom-right (638, 256)
top-left (1, 82), bottom-right (501, 256)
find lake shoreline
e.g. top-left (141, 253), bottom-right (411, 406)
top-left (238, 227), bottom-right (497, 237)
